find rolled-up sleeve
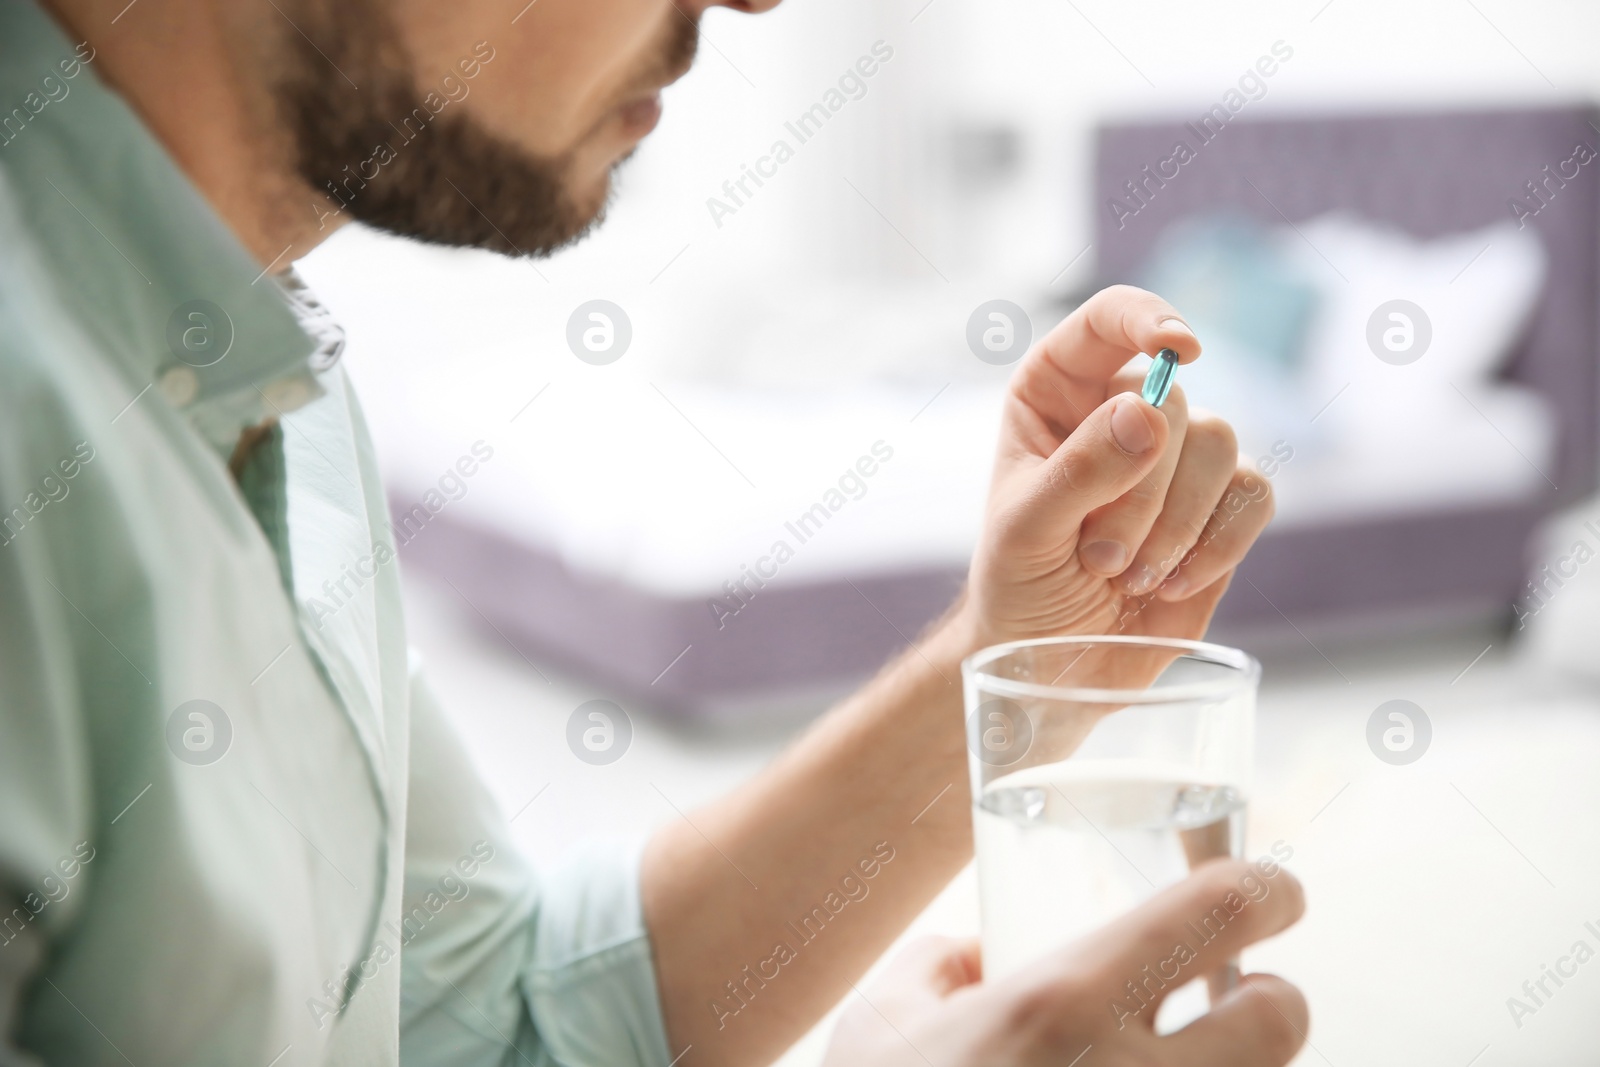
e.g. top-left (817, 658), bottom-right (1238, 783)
top-left (399, 661), bottom-right (672, 1067)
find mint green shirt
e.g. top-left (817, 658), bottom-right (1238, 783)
top-left (0, 4), bottom-right (672, 1064)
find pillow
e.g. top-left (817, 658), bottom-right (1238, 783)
top-left (1141, 214), bottom-right (1320, 372)
top-left (1138, 215), bottom-right (1323, 457)
top-left (1282, 214), bottom-right (1548, 444)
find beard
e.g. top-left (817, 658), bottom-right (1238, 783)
top-left (270, 2), bottom-right (696, 257)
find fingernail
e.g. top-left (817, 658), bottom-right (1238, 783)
top-left (1158, 316), bottom-right (1194, 337)
top-left (1123, 563), bottom-right (1160, 595)
top-left (1158, 575), bottom-right (1188, 600)
top-left (1080, 541), bottom-right (1127, 574)
top-left (1110, 397), bottom-right (1155, 455)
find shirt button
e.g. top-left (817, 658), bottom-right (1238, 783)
top-left (158, 366), bottom-right (200, 407)
top-left (260, 377), bottom-right (312, 413)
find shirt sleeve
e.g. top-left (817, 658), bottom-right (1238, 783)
top-left (398, 657), bottom-right (674, 1067)
top-left (0, 343), bottom-right (104, 1065)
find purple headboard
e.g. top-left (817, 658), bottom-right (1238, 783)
top-left (1094, 107), bottom-right (1600, 630)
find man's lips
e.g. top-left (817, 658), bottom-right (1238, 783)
top-left (618, 92), bottom-right (663, 137)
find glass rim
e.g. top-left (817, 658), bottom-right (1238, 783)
top-left (962, 634), bottom-right (1261, 705)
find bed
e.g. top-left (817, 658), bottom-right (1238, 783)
top-left (366, 106), bottom-right (1599, 716)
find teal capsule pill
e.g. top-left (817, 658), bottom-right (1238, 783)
top-left (1141, 348), bottom-right (1179, 407)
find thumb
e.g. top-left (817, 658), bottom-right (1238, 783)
top-left (1017, 393), bottom-right (1167, 543)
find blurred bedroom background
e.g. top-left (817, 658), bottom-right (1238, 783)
top-left (296, 1), bottom-right (1600, 1063)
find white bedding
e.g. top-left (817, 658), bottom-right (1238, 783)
top-left (303, 218), bottom-right (1556, 600)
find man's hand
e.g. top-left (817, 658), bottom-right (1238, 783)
top-left (643, 286), bottom-right (1282, 1067)
top-left (822, 860), bottom-right (1308, 1067)
top-left (961, 285), bottom-right (1274, 650)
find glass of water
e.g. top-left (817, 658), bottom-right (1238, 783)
top-left (964, 635), bottom-right (1258, 1026)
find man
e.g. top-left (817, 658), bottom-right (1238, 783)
top-left (0, 0), bottom-right (1303, 1063)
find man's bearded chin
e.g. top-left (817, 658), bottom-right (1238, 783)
top-left (271, 3), bottom-right (607, 257)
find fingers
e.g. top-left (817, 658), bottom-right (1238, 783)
top-left (1157, 464), bottom-right (1276, 602)
top-left (1121, 570), bottom-right (1237, 646)
top-left (1064, 859), bottom-right (1304, 1012)
top-left (864, 936), bottom-right (983, 1021)
top-left (1077, 383), bottom-right (1191, 579)
top-left (1011, 286), bottom-right (1200, 440)
top-left (1014, 392), bottom-right (1170, 544)
top-left (1042, 284), bottom-right (1203, 381)
top-left (829, 935), bottom-right (981, 1061)
top-left (1162, 974), bottom-right (1310, 1067)
top-left (1117, 412), bottom-right (1238, 595)
top-left (882, 936), bottom-right (983, 998)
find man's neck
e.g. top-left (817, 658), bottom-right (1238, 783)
top-left (40, 0), bottom-right (342, 269)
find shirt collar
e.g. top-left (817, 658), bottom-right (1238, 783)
top-left (0, 1), bottom-right (328, 458)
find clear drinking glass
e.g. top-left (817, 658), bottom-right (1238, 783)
top-left (963, 635), bottom-right (1258, 1028)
